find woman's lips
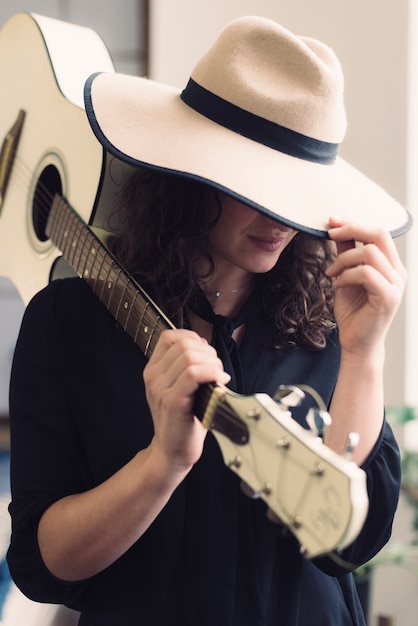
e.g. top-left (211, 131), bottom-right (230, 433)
top-left (248, 235), bottom-right (286, 252)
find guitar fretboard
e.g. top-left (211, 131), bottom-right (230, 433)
top-left (46, 194), bottom-right (173, 358)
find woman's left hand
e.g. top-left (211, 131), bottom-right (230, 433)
top-left (326, 217), bottom-right (407, 357)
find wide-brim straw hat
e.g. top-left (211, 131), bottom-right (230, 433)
top-left (84, 16), bottom-right (412, 238)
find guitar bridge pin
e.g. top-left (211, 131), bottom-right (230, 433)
top-left (262, 482), bottom-right (272, 495)
top-left (291, 515), bottom-right (303, 529)
top-left (311, 462), bottom-right (325, 476)
top-left (247, 408), bottom-right (261, 420)
top-left (276, 437), bottom-right (290, 449)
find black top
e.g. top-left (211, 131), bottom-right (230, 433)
top-left (7, 278), bottom-right (401, 625)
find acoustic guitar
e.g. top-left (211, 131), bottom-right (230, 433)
top-left (0, 12), bottom-right (368, 560)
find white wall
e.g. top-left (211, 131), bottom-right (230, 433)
top-left (406, 1), bottom-right (418, 407)
top-left (0, 0), bottom-right (142, 74)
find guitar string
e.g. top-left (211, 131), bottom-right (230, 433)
top-left (7, 155), bottom-right (64, 229)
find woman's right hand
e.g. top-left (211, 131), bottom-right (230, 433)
top-left (143, 329), bottom-right (231, 474)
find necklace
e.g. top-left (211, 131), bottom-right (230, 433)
top-left (206, 281), bottom-right (253, 298)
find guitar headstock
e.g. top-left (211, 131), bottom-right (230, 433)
top-left (202, 384), bottom-right (369, 559)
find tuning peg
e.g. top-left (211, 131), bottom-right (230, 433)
top-left (344, 432), bottom-right (360, 460)
top-left (306, 407), bottom-right (332, 439)
top-left (273, 385), bottom-right (305, 408)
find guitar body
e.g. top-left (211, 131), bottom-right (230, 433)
top-left (0, 12), bottom-right (114, 304)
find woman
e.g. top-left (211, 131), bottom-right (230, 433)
top-left (7, 15), bottom-right (411, 626)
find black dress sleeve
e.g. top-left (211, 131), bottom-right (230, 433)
top-left (7, 280), bottom-right (98, 605)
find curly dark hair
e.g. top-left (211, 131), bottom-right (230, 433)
top-left (108, 166), bottom-right (336, 349)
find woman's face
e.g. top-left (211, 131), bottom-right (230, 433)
top-left (207, 193), bottom-right (297, 278)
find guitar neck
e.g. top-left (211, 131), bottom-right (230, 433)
top-left (46, 194), bottom-right (173, 357)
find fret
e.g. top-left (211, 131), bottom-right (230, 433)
top-left (133, 301), bottom-right (149, 349)
top-left (45, 197), bottom-right (58, 244)
top-left (72, 222), bottom-right (90, 275)
top-left (63, 210), bottom-right (76, 260)
top-left (123, 287), bottom-right (139, 333)
top-left (50, 198), bottom-right (72, 254)
top-left (91, 244), bottom-right (108, 293)
top-left (148, 316), bottom-right (168, 356)
top-left (73, 218), bottom-right (88, 270)
top-left (106, 267), bottom-right (129, 319)
top-left (98, 254), bottom-right (114, 303)
top-left (102, 262), bottom-right (122, 310)
top-left (113, 275), bottom-right (130, 325)
top-left (66, 212), bottom-right (81, 268)
top-left (143, 314), bottom-right (160, 356)
top-left (80, 231), bottom-right (96, 280)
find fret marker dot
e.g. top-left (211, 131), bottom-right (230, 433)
top-left (144, 326), bottom-right (149, 333)
top-left (108, 281), bottom-right (112, 289)
top-left (124, 302), bottom-right (129, 309)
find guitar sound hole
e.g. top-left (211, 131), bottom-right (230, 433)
top-left (33, 164), bottom-right (62, 241)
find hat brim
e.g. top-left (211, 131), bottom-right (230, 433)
top-left (84, 72), bottom-right (412, 238)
